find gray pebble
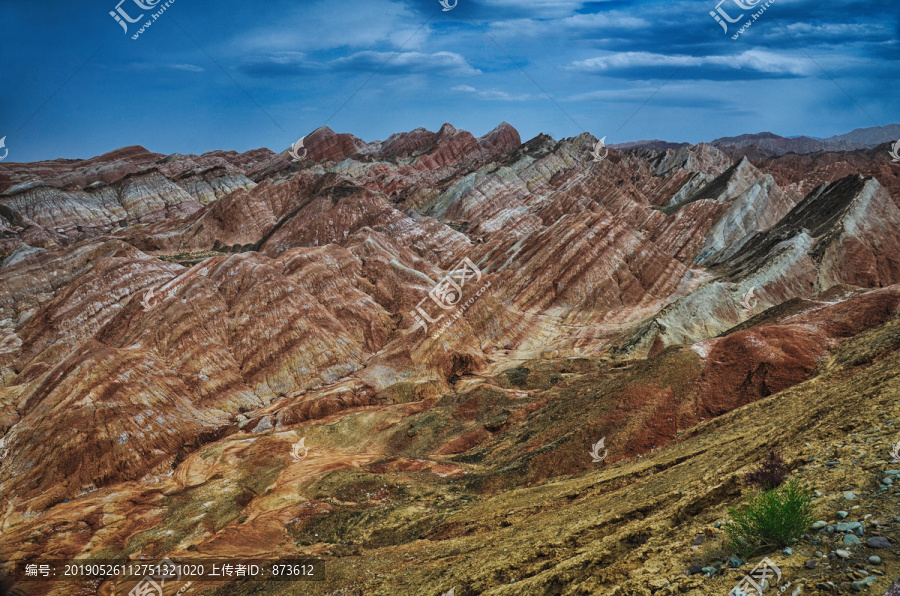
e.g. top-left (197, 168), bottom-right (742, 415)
top-left (843, 534), bottom-right (861, 546)
top-left (866, 536), bottom-right (892, 548)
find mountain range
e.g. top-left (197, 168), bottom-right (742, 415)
top-left (1, 122), bottom-right (900, 596)
top-left (611, 123), bottom-right (900, 157)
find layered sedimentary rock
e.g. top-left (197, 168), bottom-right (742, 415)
top-left (742, 144), bottom-right (900, 204)
top-left (2, 122), bottom-right (900, 596)
top-left (0, 147), bottom-right (268, 259)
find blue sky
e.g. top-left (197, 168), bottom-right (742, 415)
top-left (1, 0), bottom-right (898, 162)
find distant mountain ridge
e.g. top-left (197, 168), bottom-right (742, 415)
top-left (606, 139), bottom-right (689, 152)
top-left (612, 123), bottom-right (900, 156)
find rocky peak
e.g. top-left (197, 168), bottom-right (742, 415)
top-left (478, 122), bottom-right (521, 152)
top-left (643, 142), bottom-right (731, 178)
top-left (436, 122), bottom-right (458, 137)
top-left (379, 127), bottom-right (442, 158)
top-left (302, 126), bottom-right (367, 163)
top-left (669, 154), bottom-right (760, 207)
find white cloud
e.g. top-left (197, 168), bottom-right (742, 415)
top-left (241, 50), bottom-right (480, 77)
top-left (568, 50), bottom-right (814, 77)
top-left (480, 0), bottom-right (599, 18)
top-left (451, 85), bottom-right (533, 101)
top-left (233, 0), bottom-right (429, 53)
top-left (781, 22), bottom-right (892, 39)
top-left (337, 51), bottom-right (481, 76)
top-left (169, 64), bottom-right (204, 72)
top-left (488, 11), bottom-right (648, 39)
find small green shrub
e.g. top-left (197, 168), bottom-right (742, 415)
top-left (725, 479), bottom-right (816, 557)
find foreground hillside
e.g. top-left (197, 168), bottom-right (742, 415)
top-left (0, 124), bottom-right (899, 595)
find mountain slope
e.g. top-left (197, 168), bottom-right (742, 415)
top-left (1, 124), bottom-right (900, 596)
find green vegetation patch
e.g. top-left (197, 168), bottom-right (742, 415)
top-left (725, 479), bottom-right (817, 558)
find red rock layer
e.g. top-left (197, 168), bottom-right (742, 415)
top-left (1, 122), bottom-right (900, 556)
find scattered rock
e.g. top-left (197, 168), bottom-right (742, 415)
top-left (851, 577), bottom-right (877, 591)
top-left (866, 536), bottom-right (892, 548)
top-left (835, 549), bottom-right (851, 559)
top-left (868, 556), bottom-right (881, 564)
top-left (836, 511), bottom-right (849, 519)
top-left (834, 521), bottom-right (861, 533)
